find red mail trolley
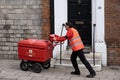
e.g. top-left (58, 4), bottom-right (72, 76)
top-left (18, 39), bottom-right (54, 73)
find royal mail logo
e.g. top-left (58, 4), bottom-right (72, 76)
top-left (28, 49), bottom-right (33, 57)
top-left (29, 49), bottom-right (33, 53)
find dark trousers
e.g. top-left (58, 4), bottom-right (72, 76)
top-left (70, 49), bottom-right (95, 74)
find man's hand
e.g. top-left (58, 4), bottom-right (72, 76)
top-left (53, 37), bottom-right (56, 41)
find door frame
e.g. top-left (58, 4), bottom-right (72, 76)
top-left (50, 0), bottom-right (107, 66)
top-left (50, 0), bottom-right (54, 34)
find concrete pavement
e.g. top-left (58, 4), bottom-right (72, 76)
top-left (0, 60), bottom-right (120, 80)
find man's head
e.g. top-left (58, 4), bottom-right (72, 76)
top-left (64, 22), bottom-right (74, 30)
top-left (65, 22), bottom-right (73, 28)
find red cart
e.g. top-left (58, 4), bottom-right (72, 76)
top-left (18, 39), bottom-right (54, 73)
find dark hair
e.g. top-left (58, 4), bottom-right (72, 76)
top-left (65, 22), bottom-right (74, 28)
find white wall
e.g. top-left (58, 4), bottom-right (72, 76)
top-left (53, 0), bottom-right (67, 58)
top-left (94, 0), bottom-right (107, 66)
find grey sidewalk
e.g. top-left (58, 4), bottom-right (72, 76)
top-left (0, 60), bottom-right (120, 80)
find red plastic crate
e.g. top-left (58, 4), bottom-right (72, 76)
top-left (18, 39), bottom-right (54, 62)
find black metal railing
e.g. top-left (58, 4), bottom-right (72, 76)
top-left (93, 24), bottom-right (96, 66)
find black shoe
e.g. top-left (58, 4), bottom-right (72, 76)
top-left (71, 71), bottom-right (80, 75)
top-left (86, 72), bottom-right (96, 78)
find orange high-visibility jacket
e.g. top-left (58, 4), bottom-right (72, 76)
top-left (69, 28), bottom-right (84, 51)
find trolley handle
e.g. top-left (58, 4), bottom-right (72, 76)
top-left (52, 41), bottom-right (64, 46)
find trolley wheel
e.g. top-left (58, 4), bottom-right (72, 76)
top-left (20, 61), bottom-right (28, 71)
top-left (42, 61), bottom-right (50, 69)
top-left (33, 63), bottom-right (42, 73)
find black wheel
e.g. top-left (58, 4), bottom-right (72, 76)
top-left (33, 63), bottom-right (42, 73)
top-left (42, 61), bottom-right (50, 69)
top-left (20, 61), bottom-right (28, 71)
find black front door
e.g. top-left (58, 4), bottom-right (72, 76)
top-left (68, 0), bottom-right (91, 46)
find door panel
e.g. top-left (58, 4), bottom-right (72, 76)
top-left (68, 0), bottom-right (91, 45)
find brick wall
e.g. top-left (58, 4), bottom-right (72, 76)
top-left (105, 0), bottom-right (120, 65)
top-left (0, 0), bottom-right (44, 59)
top-left (41, 0), bottom-right (50, 40)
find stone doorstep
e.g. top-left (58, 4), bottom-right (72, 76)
top-left (55, 58), bottom-right (101, 65)
top-left (56, 50), bottom-right (102, 59)
top-left (55, 63), bottom-right (102, 72)
top-left (50, 52), bottom-right (102, 71)
top-left (51, 58), bottom-right (102, 71)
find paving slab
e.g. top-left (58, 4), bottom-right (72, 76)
top-left (0, 60), bottom-right (119, 80)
